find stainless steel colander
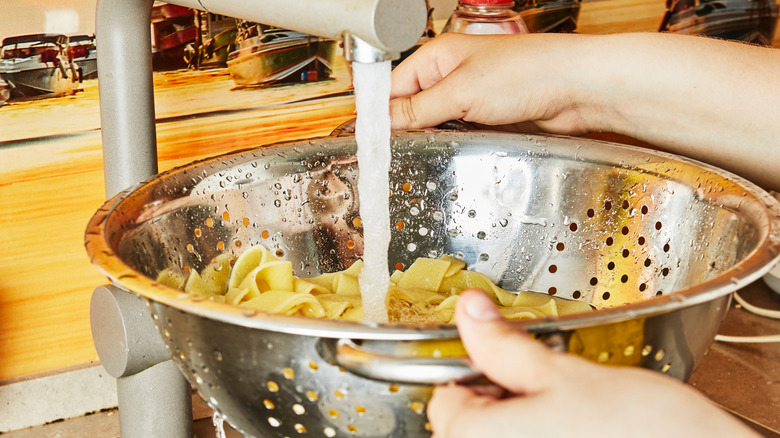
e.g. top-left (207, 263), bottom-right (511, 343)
top-left (85, 131), bottom-right (780, 438)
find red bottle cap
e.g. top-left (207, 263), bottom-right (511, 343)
top-left (460, 0), bottom-right (515, 5)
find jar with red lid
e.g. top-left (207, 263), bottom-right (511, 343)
top-left (442, 0), bottom-right (529, 34)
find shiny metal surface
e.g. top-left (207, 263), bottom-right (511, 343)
top-left (343, 34), bottom-right (401, 63)
top-left (86, 131), bottom-right (780, 437)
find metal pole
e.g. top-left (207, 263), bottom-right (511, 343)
top-left (93, 1), bottom-right (192, 436)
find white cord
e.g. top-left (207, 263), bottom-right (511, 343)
top-left (714, 292), bottom-right (780, 344)
top-left (714, 334), bottom-right (780, 343)
top-left (733, 292), bottom-right (780, 320)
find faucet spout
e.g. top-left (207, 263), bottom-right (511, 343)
top-left (343, 33), bottom-right (399, 64)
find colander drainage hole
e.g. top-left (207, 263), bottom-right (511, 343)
top-left (409, 401), bottom-right (425, 415)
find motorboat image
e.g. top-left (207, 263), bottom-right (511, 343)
top-left (227, 23), bottom-right (337, 88)
top-left (659, 0), bottom-right (779, 45)
top-left (0, 33), bottom-right (81, 99)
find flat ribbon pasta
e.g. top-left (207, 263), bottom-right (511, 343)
top-left (157, 243), bottom-right (592, 323)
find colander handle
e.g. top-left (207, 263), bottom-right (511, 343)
top-left (318, 338), bottom-right (484, 385)
top-left (318, 332), bottom-right (566, 385)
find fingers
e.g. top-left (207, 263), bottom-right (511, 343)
top-left (389, 84), bottom-right (467, 130)
top-left (389, 34), bottom-right (472, 130)
top-left (389, 33), bottom-right (464, 99)
top-left (427, 384), bottom-right (498, 438)
top-left (455, 289), bottom-right (557, 395)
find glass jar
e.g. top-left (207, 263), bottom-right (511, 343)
top-left (442, 0), bottom-right (529, 35)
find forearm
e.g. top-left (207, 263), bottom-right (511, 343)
top-left (572, 33), bottom-right (780, 191)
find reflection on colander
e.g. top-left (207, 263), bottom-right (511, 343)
top-left (86, 131), bottom-right (780, 438)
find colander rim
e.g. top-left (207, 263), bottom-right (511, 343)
top-left (84, 131), bottom-right (780, 340)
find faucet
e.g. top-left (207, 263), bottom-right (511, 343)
top-left (91, 1), bottom-right (426, 437)
top-left (171, 0), bottom-right (428, 63)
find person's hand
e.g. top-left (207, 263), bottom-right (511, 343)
top-left (428, 289), bottom-right (758, 438)
top-left (389, 33), bottom-right (603, 135)
top-left (388, 32), bottom-right (780, 191)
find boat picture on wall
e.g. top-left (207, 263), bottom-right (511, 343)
top-left (68, 34), bottom-right (97, 80)
top-left (227, 23), bottom-right (338, 88)
top-left (659, 0), bottom-right (779, 45)
top-left (0, 33), bottom-right (81, 100)
top-left (515, 0), bottom-right (582, 33)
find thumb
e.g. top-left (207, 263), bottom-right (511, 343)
top-left (389, 80), bottom-right (467, 130)
top-left (456, 289), bottom-right (557, 395)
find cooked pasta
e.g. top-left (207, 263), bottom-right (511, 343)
top-left (158, 244), bottom-right (592, 323)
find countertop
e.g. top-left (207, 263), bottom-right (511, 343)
top-left (689, 280), bottom-right (780, 436)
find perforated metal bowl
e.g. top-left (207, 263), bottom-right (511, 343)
top-left (86, 131), bottom-right (780, 438)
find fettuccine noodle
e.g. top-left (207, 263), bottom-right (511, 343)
top-left (158, 244), bottom-right (592, 323)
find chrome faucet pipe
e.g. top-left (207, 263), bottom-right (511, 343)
top-left (342, 33), bottom-right (399, 63)
top-left (165, 0), bottom-right (427, 59)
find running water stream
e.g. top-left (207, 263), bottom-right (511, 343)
top-left (352, 61), bottom-right (393, 323)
